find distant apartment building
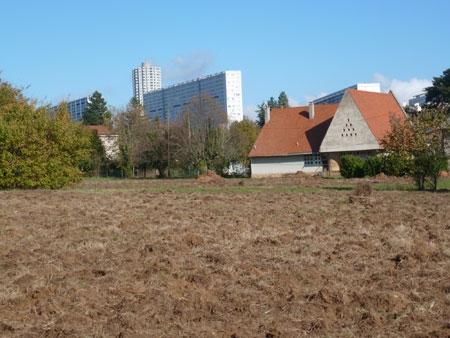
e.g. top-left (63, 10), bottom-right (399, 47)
top-left (132, 61), bottom-right (162, 105)
top-left (56, 96), bottom-right (90, 121)
top-left (408, 93), bottom-right (426, 107)
top-left (313, 83), bottom-right (381, 104)
top-left (143, 70), bottom-right (243, 123)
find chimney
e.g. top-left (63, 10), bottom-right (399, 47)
top-left (309, 102), bottom-right (315, 120)
top-left (264, 104), bottom-right (270, 124)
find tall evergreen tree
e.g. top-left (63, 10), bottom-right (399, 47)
top-left (277, 91), bottom-right (290, 108)
top-left (82, 91), bottom-right (110, 125)
top-left (255, 92), bottom-right (289, 126)
top-left (425, 68), bottom-right (450, 104)
top-left (267, 96), bottom-right (279, 109)
top-left (256, 101), bottom-right (267, 127)
top-left (425, 68), bottom-right (450, 115)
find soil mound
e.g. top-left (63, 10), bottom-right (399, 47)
top-left (439, 170), bottom-right (449, 178)
top-left (374, 172), bottom-right (388, 179)
top-left (293, 171), bottom-right (311, 178)
top-left (195, 170), bottom-right (224, 184)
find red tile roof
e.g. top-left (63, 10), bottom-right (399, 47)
top-left (249, 104), bottom-right (339, 157)
top-left (347, 89), bottom-right (406, 144)
top-left (87, 125), bottom-right (116, 135)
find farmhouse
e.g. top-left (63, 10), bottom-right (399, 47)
top-left (249, 89), bottom-right (406, 176)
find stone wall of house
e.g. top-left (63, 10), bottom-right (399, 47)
top-left (320, 91), bottom-right (381, 153)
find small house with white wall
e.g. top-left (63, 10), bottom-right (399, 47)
top-left (249, 89), bottom-right (406, 176)
top-left (88, 125), bottom-right (120, 160)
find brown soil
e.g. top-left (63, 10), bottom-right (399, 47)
top-left (1, 175), bottom-right (450, 337)
top-left (195, 170), bottom-right (225, 185)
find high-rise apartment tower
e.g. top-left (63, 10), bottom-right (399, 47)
top-left (143, 70), bottom-right (243, 123)
top-left (132, 61), bottom-right (162, 105)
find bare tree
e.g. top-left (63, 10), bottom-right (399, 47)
top-left (114, 99), bottom-right (151, 177)
top-left (172, 93), bottom-right (228, 174)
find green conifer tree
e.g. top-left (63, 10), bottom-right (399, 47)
top-left (82, 91), bottom-right (110, 125)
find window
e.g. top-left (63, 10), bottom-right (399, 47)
top-left (304, 154), bottom-right (322, 165)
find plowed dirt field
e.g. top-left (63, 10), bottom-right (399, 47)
top-left (1, 175), bottom-right (450, 337)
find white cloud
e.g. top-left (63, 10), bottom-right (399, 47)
top-left (288, 97), bottom-right (300, 107)
top-left (303, 92), bottom-right (328, 105)
top-left (373, 73), bottom-right (432, 106)
top-left (163, 50), bottom-right (215, 83)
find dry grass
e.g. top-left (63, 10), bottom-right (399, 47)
top-left (1, 175), bottom-right (450, 337)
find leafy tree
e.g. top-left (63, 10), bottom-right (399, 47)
top-left (146, 119), bottom-right (169, 178)
top-left (425, 68), bottom-right (450, 109)
top-left (409, 109), bottom-right (448, 190)
top-left (278, 91), bottom-right (290, 108)
top-left (381, 154), bottom-right (410, 177)
top-left (227, 118), bottom-right (260, 169)
top-left (382, 108), bottom-right (449, 190)
top-left (0, 78), bottom-right (92, 188)
top-left (82, 91), bottom-right (111, 125)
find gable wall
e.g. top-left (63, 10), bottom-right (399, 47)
top-left (320, 91), bottom-right (380, 153)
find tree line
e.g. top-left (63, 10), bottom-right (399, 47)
top-left (1, 67), bottom-right (449, 189)
top-left (0, 76), bottom-right (260, 188)
top-left (111, 93), bottom-right (260, 178)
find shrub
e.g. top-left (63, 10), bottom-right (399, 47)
top-left (0, 78), bottom-right (92, 189)
top-left (364, 156), bottom-right (382, 177)
top-left (340, 155), bottom-right (365, 178)
top-left (381, 154), bottom-right (409, 177)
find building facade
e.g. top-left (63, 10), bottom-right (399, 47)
top-left (408, 93), bottom-right (426, 107)
top-left (63, 96), bottom-right (90, 121)
top-left (250, 89), bottom-right (406, 176)
top-left (312, 83), bottom-right (380, 105)
top-left (88, 126), bottom-right (120, 160)
top-left (143, 70), bottom-right (243, 123)
top-left (132, 62), bottom-right (162, 105)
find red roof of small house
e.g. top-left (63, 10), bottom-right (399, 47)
top-left (347, 89), bottom-right (406, 144)
top-left (249, 104), bottom-right (339, 158)
top-left (87, 125), bottom-right (116, 136)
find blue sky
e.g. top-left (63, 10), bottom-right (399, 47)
top-left (2, 0), bottom-right (449, 121)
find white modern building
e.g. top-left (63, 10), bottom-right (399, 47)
top-left (143, 70), bottom-right (243, 123)
top-left (132, 61), bottom-right (162, 105)
top-left (408, 93), bottom-right (427, 107)
top-left (313, 83), bottom-right (380, 104)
